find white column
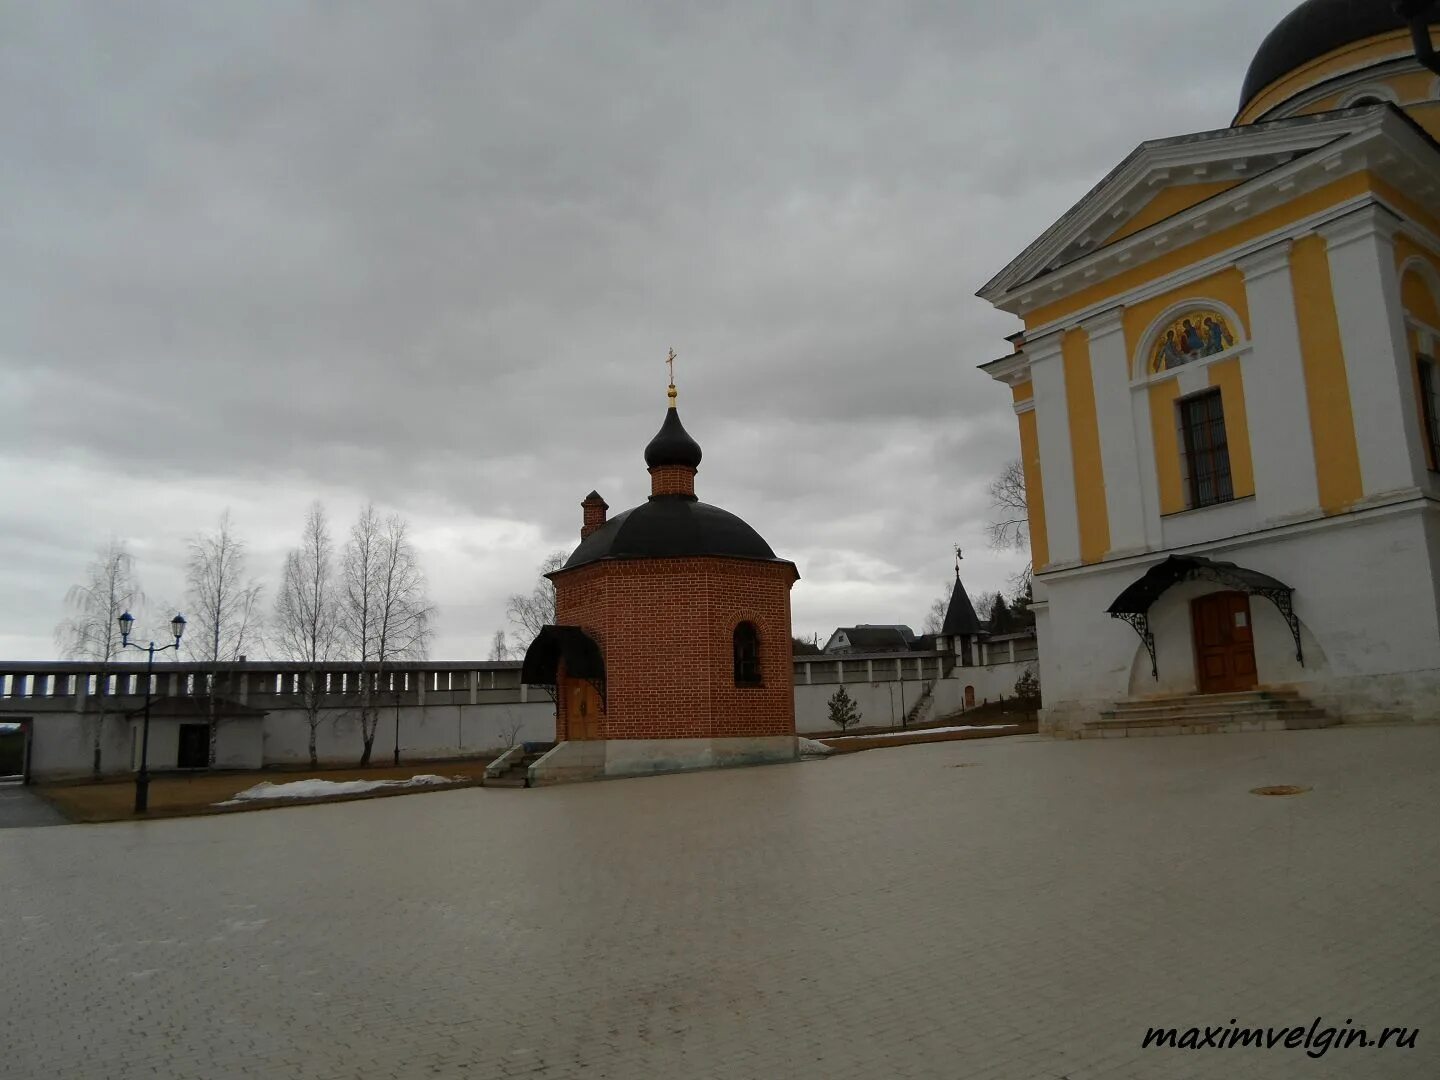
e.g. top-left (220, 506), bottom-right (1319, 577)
top-left (866, 659), bottom-right (874, 683)
top-left (1081, 307), bottom-right (1148, 555)
top-left (470, 673), bottom-right (479, 705)
top-left (1027, 332), bottom-right (1081, 567)
top-left (1009, 639), bottom-right (1017, 663)
top-left (1237, 240), bottom-right (1321, 522)
top-left (1321, 206), bottom-right (1428, 497)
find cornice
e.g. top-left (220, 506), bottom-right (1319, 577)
top-left (979, 108), bottom-right (1440, 319)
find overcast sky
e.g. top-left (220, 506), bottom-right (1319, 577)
top-left (1, 0), bottom-right (1301, 661)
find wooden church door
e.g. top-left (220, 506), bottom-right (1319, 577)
top-left (568, 681), bottom-right (603, 740)
top-left (1191, 591), bottom-right (1257, 694)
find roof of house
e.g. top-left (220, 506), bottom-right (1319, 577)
top-left (829, 626), bottom-right (914, 652)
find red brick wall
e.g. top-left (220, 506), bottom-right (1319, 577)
top-left (648, 465), bottom-right (696, 497)
top-left (553, 556), bottom-right (797, 740)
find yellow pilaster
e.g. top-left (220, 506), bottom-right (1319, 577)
top-left (1290, 236), bottom-right (1364, 513)
top-left (1061, 330), bottom-right (1110, 562)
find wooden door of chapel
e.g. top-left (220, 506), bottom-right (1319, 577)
top-left (1191, 591), bottom-right (1258, 694)
top-left (568, 681), bottom-right (603, 740)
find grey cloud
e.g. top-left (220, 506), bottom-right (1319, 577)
top-left (1, 0), bottom-right (1300, 657)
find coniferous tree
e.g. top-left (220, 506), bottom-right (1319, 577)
top-left (828, 686), bottom-right (862, 732)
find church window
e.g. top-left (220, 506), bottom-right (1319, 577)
top-left (1178, 389), bottom-right (1233, 508)
top-left (1148, 309), bottom-right (1236, 374)
top-left (1419, 356), bottom-right (1440, 471)
top-left (733, 622), bottom-right (761, 686)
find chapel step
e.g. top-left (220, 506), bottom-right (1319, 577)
top-left (481, 743), bottom-right (556, 788)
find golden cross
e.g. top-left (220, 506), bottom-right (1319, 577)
top-left (666, 348), bottom-right (676, 387)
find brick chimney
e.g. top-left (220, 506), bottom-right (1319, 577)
top-left (581, 491), bottom-right (608, 539)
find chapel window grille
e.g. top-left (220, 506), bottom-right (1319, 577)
top-left (1419, 355), bottom-right (1440, 472)
top-left (733, 622), bottom-right (761, 686)
top-left (1178, 389), bottom-right (1233, 509)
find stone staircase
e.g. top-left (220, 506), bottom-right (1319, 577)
top-left (905, 679), bottom-right (938, 727)
top-left (1081, 689), bottom-right (1333, 739)
top-left (482, 742), bottom-right (556, 788)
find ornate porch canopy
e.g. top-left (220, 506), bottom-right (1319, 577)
top-left (520, 625), bottom-right (606, 686)
top-left (1106, 554), bottom-right (1303, 680)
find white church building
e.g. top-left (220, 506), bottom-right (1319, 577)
top-left (979, 1), bottom-right (1440, 735)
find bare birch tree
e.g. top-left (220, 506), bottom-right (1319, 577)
top-left (506, 550), bottom-right (566, 654)
top-left (274, 501), bottom-right (338, 768)
top-left (489, 630), bottom-right (510, 661)
top-left (922, 587), bottom-right (949, 635)
top-left (987, 459), bottom-right (1029, 551)
top-left (339, 505), bottom-right (434, 766)
top-left (185, 510), bottom-right (264, 764)
top-left (55, 540), bottom-right (143, 778)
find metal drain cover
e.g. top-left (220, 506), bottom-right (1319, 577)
top-left (1250, 785), bottom-right (1310, 796)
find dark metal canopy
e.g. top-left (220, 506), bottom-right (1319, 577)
top-left (1106, 554), bottom-right (1303, 680)
top-left (520, 625), bottom-right (606, 686)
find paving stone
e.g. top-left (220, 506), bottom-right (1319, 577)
top-left (0, 726), bottom-right (1436, 1078)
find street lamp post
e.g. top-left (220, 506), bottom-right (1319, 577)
top-left (118, 611), bottom-right (186, 815)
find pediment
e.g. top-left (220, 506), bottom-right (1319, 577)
top-left (977, 110), bottom-right (1382, 305)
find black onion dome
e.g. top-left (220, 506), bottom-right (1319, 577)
top-left (643, 407), bottom-right (703, 469)
top-left (562, 499), bottom-right (786, 570)
top-left (1238, 0), bottom-right (1435, 113)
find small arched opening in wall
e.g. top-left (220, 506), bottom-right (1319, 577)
top-left (1338, 84), bottom-right (1400, 109)
top-left (1131, 298), bottom-right (1248, 382)
top-left (964, 685), bottom-right (976, 709)
top-left (733, 621), bottom-right (762, 687)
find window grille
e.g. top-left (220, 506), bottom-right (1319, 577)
top-left (1419, 356), bottom-right (1440, 471)
top-left (1178, 389), bottom-right (1233, 508)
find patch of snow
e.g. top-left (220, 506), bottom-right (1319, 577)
top-left (798, 737), bottom-right (836, 757)
top-left (826, 724), bottom-right (1019, 742)
top-left (216, 774), bottom-right (465, 806)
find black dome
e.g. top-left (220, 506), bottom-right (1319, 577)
top-left (643, 407), bottom-right (703, 469)
top-left (1238, 0), bottom-right (1436, 114)
top-left (561, 497), bottom-right (783, 570)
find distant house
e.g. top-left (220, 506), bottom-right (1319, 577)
top-left (823, 625), bottom-right (917, 654)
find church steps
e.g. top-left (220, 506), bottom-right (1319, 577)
top-left (1082, 690), bottom-right (1333, 739)
top-left (481, 742), bottom-right (555, 788)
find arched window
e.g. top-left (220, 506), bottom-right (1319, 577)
top-left (733, 622), bottom-right (761, 686)
top-left (1338, 85), bottom-right (1399, 109)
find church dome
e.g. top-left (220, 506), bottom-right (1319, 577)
top-left (643, 407), bottom-right (703, 469)
top-left (1237, 0), bottom-right (1437, 116)
top-left (562, 497), bottom-right (782, 570)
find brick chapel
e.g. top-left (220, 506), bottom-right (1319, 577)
top-left (520, 365), bottom-right (801, 783)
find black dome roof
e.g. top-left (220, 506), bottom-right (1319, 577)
top-left (643, 407), bottom-right (703, 469)
top-left (1238, 0), bottom-right (1436, 114)
top-left (561, 497), bottom-right (784, 570)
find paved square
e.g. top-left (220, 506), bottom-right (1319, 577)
top-left (3, 727), bottom-right (1437, 1079)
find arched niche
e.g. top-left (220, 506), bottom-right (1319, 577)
top-left (1132, 298), bottom-right (1248, 381)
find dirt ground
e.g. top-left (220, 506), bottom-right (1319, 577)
top-left (35, 758), bottom-right (495, 824)
top-left (823, 722), bottom-right (1036, 754)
